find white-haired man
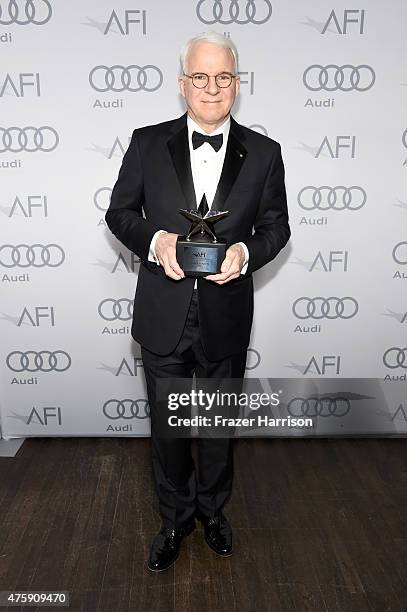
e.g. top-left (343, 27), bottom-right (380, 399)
top-left (105, 32), bottom-right (290, 571)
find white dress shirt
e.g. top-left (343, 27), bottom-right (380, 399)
top-left (148, 114), bottom-right (249, 275)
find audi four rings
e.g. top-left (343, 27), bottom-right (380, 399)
top-left (94, 188), bottom-right (113, 212)
top-left (0, 244), bottom-right (65, 267)
top-left (98, 298), bottom-right (133, 321)
top-left (292, 297), bottom-right (359, 320)
top-left (245, 348), bottom-right (261, 370)
top-left (303, 64), bottom-right (375, 92)
top-left (382, 348), bottom-right (407, 369)
top-left (392, 242), bottom-right (407, 265)
top-left (0, 127), bottom-right (59, 152)
top-left (6, 351), bottom-right (71, 372)
top-left (297, 186), bottom-right (367, 211)
top-left (196, 0), bottom-right (272, 25)
top-left (103, 399), bottom-right (150, 420)
top-left (0, 0), bottom-right (52, 25)
top-left (287, 397), bottom-right (351, 417)
top-left (89, 65), bottom-right (163, 92)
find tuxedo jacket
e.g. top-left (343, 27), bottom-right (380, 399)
top-left (105, 112), bottom-right (290, 361)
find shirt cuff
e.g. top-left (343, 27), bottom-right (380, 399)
top-left (238, 241), bottom-right (249, 275)
top-left (148, 230), bottom-right (167, 265)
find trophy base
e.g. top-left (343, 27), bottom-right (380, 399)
top-left (176, 236), bottom-right (227, 277)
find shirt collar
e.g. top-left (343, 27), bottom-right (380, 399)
top-left (187, 114), bottom-right (230, 146)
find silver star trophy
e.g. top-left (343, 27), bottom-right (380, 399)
top-left (176, 195), bottom-right (229, 277)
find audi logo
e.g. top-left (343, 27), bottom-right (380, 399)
top-left (196, 0), bottom-right (272, 24)
top-left (383, 348), bottom-right (407, 369)
top-left (94, 187), bottom-right (112, 212)
top-left (287, 397), bottom-right (351, 417)
top-left (89, 65), bottom-right (163, 93)
top-left (402, 128), bottom-right (407, 150)
top-left (103, 399), bottom-right (150, 420)
top-left (292, 297), bottom-right (359, 320)
top-left (392, 242), bottom-right (407, 265)
top-left (0, 244), bottom-right (65, 268)
top-left (248, 124), bottom-right (268, 136)
top-left (303, 64), bottom-right (375, 92)
top-left (246, 348), bottom-right (261, 370)
top-left (297, 186), bottom-right (367, 211)
top-left (98, 298), bottom-right (133, 321)
top-left (0, 126), bottom-right (59, 153)
top-left (6, 351), bottom-right (71, 372)
top-left (0, 0), bottom-right (52, 25)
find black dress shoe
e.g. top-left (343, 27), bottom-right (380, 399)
top-left (148, 520), bottom-right (195, 572)
top-left (197, 511), bottom-right (233, 556)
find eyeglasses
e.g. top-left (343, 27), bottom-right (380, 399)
top-left (183, 72), bottom-right (237, 89)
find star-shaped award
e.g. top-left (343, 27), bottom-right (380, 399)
top-left (178, 208), bottom-right (229, 242)
top-left (176, 195), bottom-right (230, 276)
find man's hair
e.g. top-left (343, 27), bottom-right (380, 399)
top-left (180, 32), bottom-right (239, 75)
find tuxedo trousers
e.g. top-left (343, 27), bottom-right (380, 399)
top-left (141, 289), bottom-right (247, 529)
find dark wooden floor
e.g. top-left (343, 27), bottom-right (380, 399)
top-left (0, 437), bottom-right (406, 612)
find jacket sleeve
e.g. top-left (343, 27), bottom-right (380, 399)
top-left (244, 142), bottom-right (291, 275)
top-left (104, 129), bottom-right (159, 261)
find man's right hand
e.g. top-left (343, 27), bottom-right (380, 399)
top-left (155, 232), bottom-right (185, 280)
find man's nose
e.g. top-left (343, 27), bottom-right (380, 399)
top-left (205, 76), bottom-right (220, 94)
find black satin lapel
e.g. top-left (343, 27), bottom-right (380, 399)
top-left (211, 132), bottom-right (247, 212)
top-left (167, 126), bottom-right (197, 209)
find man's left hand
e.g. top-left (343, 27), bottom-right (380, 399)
top-left (205, 243), bottom-right (245, 285)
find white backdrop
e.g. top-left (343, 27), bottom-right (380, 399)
top-left (1, 0), bottom-right (406, 439)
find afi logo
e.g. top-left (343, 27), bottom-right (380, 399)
top-left (9, 195), bottom-right (48, 217)
top-left (27, 406), bottom-right (62, 425)
top-left (115, 357), bottom-right (144, 376)
top-left (112, 252), bottom-right (140, 273)
top-left (316, 136), bottom-right (356, 158)
top-left (322, 9), bottom-right (366, 34)
top-left (304, 355), bottom-right (341, 375)
top-left (310, 251), bottom-right (349, 272)
top-left (391, 404), bottom-right (407, 422)
top-left (18, 306), bottom-right (55, 327)
top-left (0, 73), bottom-right (41, 97)
top-left (104, 9), bottom-right (146, 35)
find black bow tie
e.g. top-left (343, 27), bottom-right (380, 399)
top-left (192, 130), bottom-right (223, 152)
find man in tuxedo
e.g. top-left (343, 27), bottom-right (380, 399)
top-left (105, 31), bottom-right (290, 571)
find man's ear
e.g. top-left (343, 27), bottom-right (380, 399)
top-left (235, 75), bottom-right (241, 96)
top-left (178, 77), bottom-right (185, 98)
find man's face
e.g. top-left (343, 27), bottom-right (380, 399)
top-left (179, 42), bottom-right (240, 133)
